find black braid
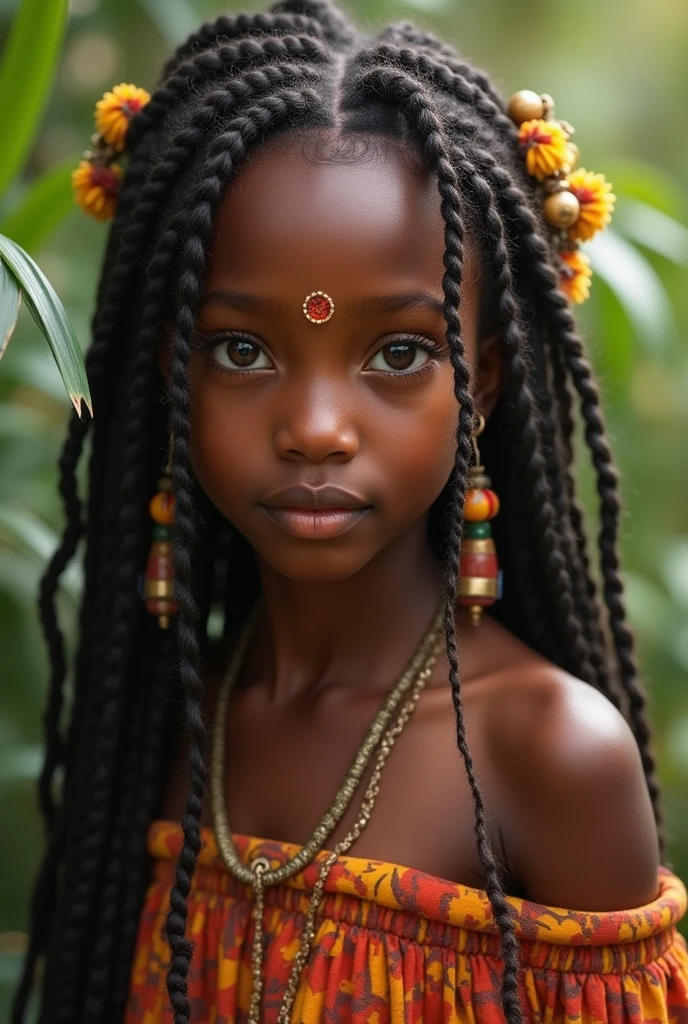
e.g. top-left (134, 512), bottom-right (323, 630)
top-left (49, 229), bottom-right (181, 1019)
top-left (134, 35), bottom-right (329, 150)
top-left (19, 5), bottom-right (666, 1022)
top-left (449, 133), bottom-right (665, 842)
top-left (356, 65), bottom-right (525, 1024)
top-left (448, 147), bottom-right (599, 685)
top-left (161, 11), bottom-right (326, 79)
top-left (270, 0), bottom-right (360, 48)
top-left (159, 89), bottom-right (318, 1022)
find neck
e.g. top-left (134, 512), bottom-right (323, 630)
top-left (241, 518), bottom-right (445, 706)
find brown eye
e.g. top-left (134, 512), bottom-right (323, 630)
top-left (367, 341), bottom-right (432, 374)
top-left (210, 336), bottom-right (271, 372)
top-left (384, 343), bottom-right (416, 370)
top-left (227, 339), bottom-right (258, 365)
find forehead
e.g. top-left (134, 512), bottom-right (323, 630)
top-left (204, 132), bottom-right (475, 300)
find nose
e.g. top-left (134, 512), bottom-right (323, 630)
top-left (273, 377), bottom-right (360, 463)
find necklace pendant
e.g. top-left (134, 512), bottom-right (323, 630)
top-left (251, 855), bottom-right (271, 879)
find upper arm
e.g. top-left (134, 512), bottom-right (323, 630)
top-left (489, 669), bottom-right (660, 911)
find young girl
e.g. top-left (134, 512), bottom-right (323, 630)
top-left (14, 1), bottom-right (688, 1022)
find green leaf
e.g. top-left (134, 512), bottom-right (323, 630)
top-left (613, 199), bottom-right (688, 268)
top-left (585, 229), bottom-right (674, 356)
top-left (0, 259), bottom-right (21, 359)
top-left (0, 234), bottom-right (92, 418)
top-left (603, 158), bottom-right (688, 222)
top-left (0, 0), bottom-right (69, 198)
top-left (0, 161), bottom-right (75, 254)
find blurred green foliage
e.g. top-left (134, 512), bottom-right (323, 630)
top-left (0, 0), bottom-right (687, 1015)
top-left (0, 0), bottom-right (91, 417)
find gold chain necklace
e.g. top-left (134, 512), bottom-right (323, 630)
top-left (210, 598), bottom-right (446, 1024)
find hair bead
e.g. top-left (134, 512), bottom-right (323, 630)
top-left (507, 88), bottom-right (615, 302)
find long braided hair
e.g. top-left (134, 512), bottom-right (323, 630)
top-left (15, 2), bottom-right (665, 1022)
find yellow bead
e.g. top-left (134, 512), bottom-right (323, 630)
top-left (149, 490), bottom-right (174, 525)
top-left (464, 488), bottom-right (500, 522)
top-left (507, 90), bottom-right (545, 125)
top-left (543, 190), bottom-right (581, 229)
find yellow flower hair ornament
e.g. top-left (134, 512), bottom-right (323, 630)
top-left (72, 83), bottom-right (151, 222)
top-left (507, 89), bottom-right (616, 303)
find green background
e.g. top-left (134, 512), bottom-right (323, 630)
top-left (1, 0), bottom-right (687, 1014)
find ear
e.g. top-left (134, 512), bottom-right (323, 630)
top-left (157, 326), bottom-right (173, 393)
top-left (474, 328), bottom-right (503, 421)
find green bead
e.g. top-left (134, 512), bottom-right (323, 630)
top-left (152, 524), bottom-right (171, 541)
top-left (465, 521), bottom-right (491, 539)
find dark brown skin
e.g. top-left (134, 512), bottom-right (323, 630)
top-left (160, 133), bottom-right (660, 910)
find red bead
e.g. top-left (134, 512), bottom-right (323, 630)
top-left (460, 552), bottom-right (498, 578)
top-left (303, 291), bottom-right (334, 323)
top-left (146, 597), bottom-right (178, 616)
top-left (145, 540), bottom-right (174, 580)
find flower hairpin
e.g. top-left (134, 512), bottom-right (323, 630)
top-left (507, 89), bottom-right (616, 303)
top-left (72, 83), bottom-right (150, 221)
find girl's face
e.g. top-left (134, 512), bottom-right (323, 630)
top-left (167, 134), bottom-right (499, 583)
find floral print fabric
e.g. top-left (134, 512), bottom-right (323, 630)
top-left (126, 821), bottom-right (688, 1023)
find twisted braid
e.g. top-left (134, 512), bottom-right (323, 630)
top-left (439, 146), bottom-right (597, 683)
top-left (377, 19), bottom-right (504, 108)
top-left (357, 64), bottom-right (524, 1024)
top-left (361, 43), bottom-right (517, 139)
top-left (82, 628), bottom-right (171, 1018)
top-left (111, 643), bottom-right (175, 1008)
top-left (14, 208), bottom-right (156, 1016)
top-left (270, 0), bottom-right (360, 48)
top-left (133, 36), bottom-right (329, 152)
top-left (161, 11), bottom-right (325, 79)
top-left (159, 88), bottom-right (318, 1023)
top-left (454, 138), bottom-right (664, 840)
top-left (546, 336), bottom-right (614, 692)
top-left (47, 229), bottom-right (179, 1018)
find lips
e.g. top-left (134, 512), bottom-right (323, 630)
top-left (259, 485), bottom-right (371, 539)
top-left (260, 484), bottom-right (370, 511)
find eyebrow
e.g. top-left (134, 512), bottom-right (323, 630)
top-left (198, 288), bottom-right (446, 317)
top-left (200, 289), bottom-right (278, 313)
top-left (352, 291), bottom-right (446, 318)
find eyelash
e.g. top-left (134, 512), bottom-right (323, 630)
top-left (199, 332), bottom-right (447, 381)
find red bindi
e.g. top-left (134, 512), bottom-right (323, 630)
top-left (303, 291), bottom-right (334, 324)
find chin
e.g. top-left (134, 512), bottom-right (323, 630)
top-left (251, 544), bottom-right (381, 584)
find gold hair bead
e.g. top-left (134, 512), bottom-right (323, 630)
top-left (507, 89), bottom-right (546, 125)
top-left (509, 86), bottom-right (615, 303)
top-left (543, 190), bottom-right (581, 229)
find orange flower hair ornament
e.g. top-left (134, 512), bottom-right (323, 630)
top-left (72, 83), bottom-right (150, 222)
top-left (507, 89), bottom-right (615, 303)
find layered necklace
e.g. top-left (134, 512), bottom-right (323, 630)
top-left (210, 597), bottom-right (447, 1024)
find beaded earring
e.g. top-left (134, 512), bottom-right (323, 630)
top-left (457, 414), bottom-right (502, 626)
top-left (142, 432), bottom-right (177, 629)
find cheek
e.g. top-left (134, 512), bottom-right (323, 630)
top-left (380, 372), bottom-right (458, 512)
top-left (187, 375), bottom-right (258, 520)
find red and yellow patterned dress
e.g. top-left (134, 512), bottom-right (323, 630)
top-left (127, 821), bottom-right (688, 1023)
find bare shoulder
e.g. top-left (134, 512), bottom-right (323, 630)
top-left (476, 626), bottom-right (660, 910)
